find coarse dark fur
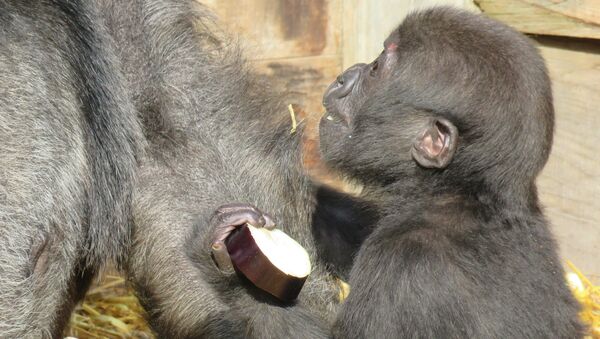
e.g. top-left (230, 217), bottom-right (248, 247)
top-left (1, 0), bottom-right (372, 337)
top-left (97, 1), bottom-right (367, 337)
top-left (320, 7), bottom-right (584, 338)
top-left (0, 0), bottom-right (141, 336)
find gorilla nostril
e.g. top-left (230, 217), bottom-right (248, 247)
top-left (325, 63), bottom-right (366, 100)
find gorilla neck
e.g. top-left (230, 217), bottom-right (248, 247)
top-left (361, 170), bottom-right (540, 216)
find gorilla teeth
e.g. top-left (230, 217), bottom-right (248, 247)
top-left (326, 115), bottom-right (334, 121)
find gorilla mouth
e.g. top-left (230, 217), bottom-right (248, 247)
top-left (324, 111), bottom-right (341, 123)
top-left (322, 106), bottom-right (349, 127)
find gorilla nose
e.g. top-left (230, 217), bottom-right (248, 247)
top-left (328, 63), bottom-right (366, 98)
top-left (337, 63), bottom-right (364, 85)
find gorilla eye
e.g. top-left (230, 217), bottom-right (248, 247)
top-left (370, 60), bottom-right (379, 76)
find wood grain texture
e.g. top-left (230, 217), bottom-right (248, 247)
top-left (201, 0), bottom-right (342, 115)
top-left (535, 36), bottom-right (600, 277)
top-left (203, 0), bottom-right (342, 60)
top-left (200, 0), bottom-right (345, 187)
top-left (342, 0), bottom-right (477, 68)
top-left (252, 55), bottom-right (340, 115)
top-left (476, 0), bottom-right (600, 39)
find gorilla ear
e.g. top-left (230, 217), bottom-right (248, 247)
top-left (411, 118), bottom-right (458, 169)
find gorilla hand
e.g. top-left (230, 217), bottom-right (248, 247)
top-left (209, 204), bottom-right (275, 273)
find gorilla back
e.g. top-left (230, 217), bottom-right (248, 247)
top-left (0, 1), bottom-right (141, 336)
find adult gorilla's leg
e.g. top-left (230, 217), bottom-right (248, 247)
top-left (128, 154), bottom-right (247, 338)
top-left (0, 30), bottom-right (89, 338)
top-left (100, 1), bottom-right (336, 336)
top-left (128, 139), bottom-right (331, 338)
top-left (0, 1), bottom-right (140, 336)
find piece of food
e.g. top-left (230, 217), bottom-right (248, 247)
top-left (225, 224), bottom-right (311, 301)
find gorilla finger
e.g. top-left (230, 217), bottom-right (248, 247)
top-left (212, 224), bottom-right (238, 244)
top-left (211, 241), bottom-right (234, 274)
top-left (214, 210), bottom-right (266, 229)
top-left (262, 212), bottom-right (276, 230)
top-left (214, 203), bottom-right (260, 215)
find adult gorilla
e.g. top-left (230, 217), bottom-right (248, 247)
top-left (1, 0), bottom-right (363, 336)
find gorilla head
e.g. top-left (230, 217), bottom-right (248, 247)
top-left (320, 8), bottom-right (553, 201)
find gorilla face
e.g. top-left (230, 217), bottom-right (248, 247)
top-left (322, 43), bottom-right (400, 123)
top-left (318, 30), bottom-right (462, 182)
top-left (319, 40), bottom-right (401, 168)
top-left (319, 5), bottom-right (554, 187)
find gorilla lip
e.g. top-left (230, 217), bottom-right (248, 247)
top-left (225, 224), bottom-right (311, 302)
top-left (322, 107), bottom-right (350, 127)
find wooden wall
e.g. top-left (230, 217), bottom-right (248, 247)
top-left (341, 0), bottom-right (476, 68)
top-left (202, 0), bottom-right (342, 116)
top-left (201, 0), bottom-right (599, 277)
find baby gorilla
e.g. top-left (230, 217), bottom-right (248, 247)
top-left (320, 7), bottom-right (583, 339)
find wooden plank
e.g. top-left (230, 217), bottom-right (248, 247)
top-left (252, 55), bottom-right (340, 116)
top-left (202, 0), bottom-right (342, 60)
top-left (476, 0), bottom-right (600, 40)
top-left (535, 36), bottom-right (600, 277)
top-left (342, 0), bottom-right (476, 68)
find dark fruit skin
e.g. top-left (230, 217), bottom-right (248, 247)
top-left (226, 225), bottom-right (307, 302)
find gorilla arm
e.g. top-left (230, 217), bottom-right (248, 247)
top-left (334, 218), bottom-right (483, 339)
